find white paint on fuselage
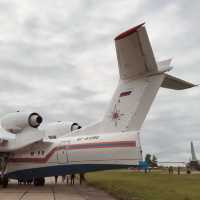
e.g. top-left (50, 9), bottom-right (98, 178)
top-left (6, 131), bottom-right (141, 174)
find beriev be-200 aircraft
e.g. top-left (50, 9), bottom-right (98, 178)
top-left (0, 23), bottom-right (196, 187)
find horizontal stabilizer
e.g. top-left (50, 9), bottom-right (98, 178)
top-left (157, 58), bottom-right (172, 69)
top-left (162, 74), bottom-right (197, 90)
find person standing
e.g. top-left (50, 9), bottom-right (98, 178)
top-left (168, 166), bottom-right (173, 175)
top-left (177, 167), bottom-right (181, 175)
top-left (70, 174), bottom-right (75, 185)
top-left (62, 175), bottom-right (66, 184)
top-left (66, 174), bottom-right (69, 184)
top-left (55, 176), bottom-right (58, 184)
top-left (79, 173), bottom-right (85, 185)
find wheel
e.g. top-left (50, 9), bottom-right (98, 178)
top-left (2, 176), bottom-right (8, 188)
top-left (40, 177), bottom-right (45, 186)
top-left (34, 177), bottom-right (45, 186)
top-left (34, 178), bottom-right (39, 186)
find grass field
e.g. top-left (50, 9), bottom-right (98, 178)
top-left (86, 170), bottom-right (200, 200)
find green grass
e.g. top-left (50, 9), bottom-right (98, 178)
top-left (86, 170), bottom-right (200, 200)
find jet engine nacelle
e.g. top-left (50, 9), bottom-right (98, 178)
top-left (42, 121), bottom-right (81, 139)
top-left (1, 112), bottom-right (43, 133)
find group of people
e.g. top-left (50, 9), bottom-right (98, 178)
top-left (55, 173), bottom-right (85, 185)
top-left (17, 173), bottom-right (86, 185)
top-left (18, 178), bottom-right (33, 185)
top-left (168, 166), bottom-right (186, 175)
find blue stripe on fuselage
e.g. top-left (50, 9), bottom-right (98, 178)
top-left (6, 164), bottom-right (136, 179)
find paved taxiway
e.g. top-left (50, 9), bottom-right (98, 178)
top-left (0, 177), bottom-right (116, 200)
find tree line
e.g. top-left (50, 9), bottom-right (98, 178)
top-left (145, 154), bottom-right (158, 167)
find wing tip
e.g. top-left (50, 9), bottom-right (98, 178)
top-left (114, 22), bottom-right (145, 41)
top-left (182, 84), bottom-right (198, 90)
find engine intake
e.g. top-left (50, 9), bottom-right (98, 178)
top-left (28, 113), bottom-right (43, 128)
top-left (70, 122), bottom-right (82, 131)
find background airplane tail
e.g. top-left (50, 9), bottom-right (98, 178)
top-left (191, 141), bottom-right (198, 161)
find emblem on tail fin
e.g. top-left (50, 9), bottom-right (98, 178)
top-left (111, 104), bottom-right (124, 126)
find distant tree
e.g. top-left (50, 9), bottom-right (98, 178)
top-left (152, 155), bottom-right (158, 167)
top-left (145, 154), bottom-right (158, 167)
top-left (145, 154), bottom-right (152, 166)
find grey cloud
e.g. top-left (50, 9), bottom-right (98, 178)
top-left (0, 74), bottom-right (32, 93)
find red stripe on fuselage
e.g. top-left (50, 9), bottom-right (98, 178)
top-left (8, 141), bottom-right (136, 163)
top-left (68, 141), bottom-right (135, 150)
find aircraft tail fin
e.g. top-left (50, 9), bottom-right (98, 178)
top-left (100, 24), bottom-right (196, 133)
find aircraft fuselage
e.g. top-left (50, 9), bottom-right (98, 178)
top-left (6, 131), bottom-right (141, 179)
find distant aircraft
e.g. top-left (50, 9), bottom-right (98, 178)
top-left (0, 23), bottom-right (196, 187)
top-left (188, 141), bottom-right (200, 170)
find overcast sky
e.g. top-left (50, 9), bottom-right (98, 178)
top-left (0, 0), bottom-right (199, 163)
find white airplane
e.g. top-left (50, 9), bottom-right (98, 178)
top-left (0, 23), bottom-right (196, 187)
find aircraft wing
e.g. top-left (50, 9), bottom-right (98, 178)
top-left (0, 127), bottom-right (44, 152)
top-left (0, 128), bottom-right (15, 141)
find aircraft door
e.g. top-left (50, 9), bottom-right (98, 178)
top-left (56, 142), bottom-right (68, 164)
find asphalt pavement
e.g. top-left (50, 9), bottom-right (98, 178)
top-left (0, 177), bottom-right (116, 200)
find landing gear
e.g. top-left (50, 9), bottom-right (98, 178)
top-left (1, 176), bottom-right (8, 188)
top-left (34, 177), bottom-right (45, 186)
top-left (0, 154), bottom-right (9, 188)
